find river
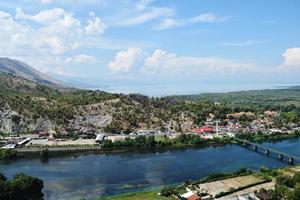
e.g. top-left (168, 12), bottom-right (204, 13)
top-left (1, 137), bottom-right (300, 200)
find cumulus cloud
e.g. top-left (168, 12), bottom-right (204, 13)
top-left (282, 48), bottom-right (300, 67)
top-left (142, 49), bottom-right (255, 75)
top-left (16, 7), bottom-right (71, 24)
top-left (108, 47), bottom-right (144, 72)
top-left (0, 7), bottom-right (108, 57)
top-left (85, 16), bottom-right (107, 35)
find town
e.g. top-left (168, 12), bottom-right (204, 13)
top-left (1, 110), bottom-right (300, 150)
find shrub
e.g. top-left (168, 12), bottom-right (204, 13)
top-left (276, 175), bottom-right (296, 188)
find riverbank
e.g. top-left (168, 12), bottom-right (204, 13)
top-left (100, 165), bottom-right (300, 200)
top-left (100, 190), bottom-right (167, 200)
top-left (4, 131), bottom-right (299, 160)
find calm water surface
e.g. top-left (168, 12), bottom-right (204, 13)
top-left (1, 138), bottom-right (300, 200)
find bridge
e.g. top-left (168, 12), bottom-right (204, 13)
top-left (235, 138), bottom-right (300, 164)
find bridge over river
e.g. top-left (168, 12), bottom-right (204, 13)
top-left (235, 138), bottom-right (300, 164)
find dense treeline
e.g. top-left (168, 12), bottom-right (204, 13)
top-left (0, 172), bottom-right (44, 200)
top-left (102, 134), bottom-right (232, 149)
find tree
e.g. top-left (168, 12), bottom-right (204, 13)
top-left (160, 186), bottom-right (177, 197)
top-left (276, 175), bottom-right (296, 188)
top-left (0, 172), bottom-right (44, 200)
top-left (145, 135), bottom-right (156, 148)
top-left (255, 188), bottom-right (269, 200)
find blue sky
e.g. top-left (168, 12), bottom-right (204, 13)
top-left (1, 0), bottom-right (300, 95)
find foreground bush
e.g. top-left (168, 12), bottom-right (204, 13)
top-left (0, 172), bottom-right (44, 200)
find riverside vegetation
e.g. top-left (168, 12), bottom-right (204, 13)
top-left (102, 166), bottom-right (300, 200)
top-left (0, 172), bottom-right (44, 200)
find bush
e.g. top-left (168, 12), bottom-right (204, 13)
top-left (0, 149), bottom-right (18, 160)
top-left (260, 166), bottom-right (270, 173)
top-left (0, 172), bottom-right (44, 200)
top-left (276, 175), bottom-right (296, 188)
top-left (160, 186), bottom-right (177, 197)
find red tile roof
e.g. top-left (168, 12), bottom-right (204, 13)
top-left (187, 194), bottom-right (200, 200)
top-left (194, 126), bottom-right (213, 133)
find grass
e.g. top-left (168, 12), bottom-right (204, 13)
top-left (100, 190), bottom-right (172, 200)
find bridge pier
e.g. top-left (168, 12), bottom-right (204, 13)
top-left (265, 149), bottom-right (270, 155)
top-left (235, 138), bottom-right (298, 164)
top-left (289, 157), bottom-right (295, 165)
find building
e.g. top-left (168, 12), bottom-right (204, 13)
top-left (17, 138), bottom-right (31, 147)
top-left (180, 191), bottom-right (200, 200)
top-left (237, 193), bottom-right (259, 200)
top-left (1, 144), bottom-right (16, 149)
top-left (194, 126), bottom-right (214, 134)
top-left (95, 134), bottom-right (105, 143)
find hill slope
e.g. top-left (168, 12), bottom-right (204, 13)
top-left (0, 57), bottom-right (66, 88)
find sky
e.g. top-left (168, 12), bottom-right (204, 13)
top-left (0, 0), bottom-right (300, 96)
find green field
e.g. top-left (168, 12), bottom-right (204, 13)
top-left (100, 190), bottom-right (172, 200)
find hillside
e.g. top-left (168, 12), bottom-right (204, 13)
top-left (0, 57), bottom-right (67, 89)
top-left (0, 59), bottom-right (300, 136)
top-left (0, 72), bottom-right (194, 135)
top-left (169, 88), bottom-right (300, 107)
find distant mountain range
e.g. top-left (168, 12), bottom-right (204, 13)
top-left (0, 57), bottom-right (67, 89)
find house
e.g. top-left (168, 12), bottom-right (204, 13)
top-left (226, 132), bottom-right (235, 137)
top-left (180, 191), bottom-right (200, 200)
top-left (95, 134), bottom-right (106, 143)
top-left (194, 126), bottom-right (214, 134)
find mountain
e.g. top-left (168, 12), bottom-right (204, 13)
top-left (0, 57), bottom-right (67, 89)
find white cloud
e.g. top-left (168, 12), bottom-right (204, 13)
top-left (142, 49), bottom-right (255, 75)
top-left (282, 48), bottom-right (300, 67)
top-left (85, 17), bottom-right (107, 35)
top-left (66, 54), bottom-right (97, 63)
top-left (154, 18), bottom-right (182, 30)
top-left (0, 7), bottom-right (109, 57)
top-left (16, 7), bottom-right (70, 24)
top-left (221, 40), bottom-right (264, 47)
top-left (108, 47), bottom-right (144, 72)
top-left (153, 12), bottom-right (229, 30)
top-left (192, 13), bottom-right (229, 23)
top-left (41, 0), bottom-right (52, 4)
top-left (115, 7), bottom-right (174, 26)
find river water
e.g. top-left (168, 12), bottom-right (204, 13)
top-left (1, 137), bottom-right (300, 200)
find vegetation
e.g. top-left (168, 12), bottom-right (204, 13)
top-left (100, 190), bottom-right (171, 200)
top-left (0, 172), bottom-right (44, 200)
top-left (237, 130), bottom-right (300, 142)
top-left (102, 134), bottom-right (233, 150)
top-left (254, 168), bottom-right (300, 200)
top-left (159, 168), bottom-right (256, 199)
top-left (193, 168), bottom-right (253, 184)
top-left (2, 72), bottom-right (300, 135)
top-left (0, 149), bottom-right (19, 160)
